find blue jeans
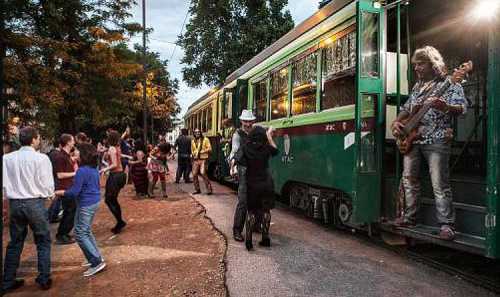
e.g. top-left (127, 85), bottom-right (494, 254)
top-left (402, 143), bottom-right (455, 225)
top-left (74, 202), bottom-right (103, 267)
top-left (3, 199), bottom-right (51, 288)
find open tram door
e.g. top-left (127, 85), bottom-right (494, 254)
top-left (351, 0), bottom-right (385, 224)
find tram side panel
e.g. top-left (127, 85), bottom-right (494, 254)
top-left (269, 117), bottom-right (357, 226)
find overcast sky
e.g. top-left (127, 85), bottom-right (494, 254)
top-left (128, 1), bottom-right (318, 117)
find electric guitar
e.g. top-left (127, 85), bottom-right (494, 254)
top-left (396, 61), bottom-right (473, 154)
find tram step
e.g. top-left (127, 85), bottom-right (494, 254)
top-left (395, 224), bottom-right (486, 256)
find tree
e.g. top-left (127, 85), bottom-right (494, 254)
top-left (4, 0), bottom-right (179, 139)
top-left (178, 0), bottom-right (294, 88)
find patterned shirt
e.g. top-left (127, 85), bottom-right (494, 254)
top-left (402, 78), bottom-right (467, 144)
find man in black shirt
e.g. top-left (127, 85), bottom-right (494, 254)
top-left (47, 139), bottom-right (62, 223)
top-left (174, 128), bottom-right (192, 183)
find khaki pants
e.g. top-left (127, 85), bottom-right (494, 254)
top-left (192, 159), bottom-right (212, 193)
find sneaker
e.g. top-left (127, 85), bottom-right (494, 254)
top-left (83, 262), bottom-right (106, 277)
top-left (192, 190), bottom-right (201, 195)
top-left (82, 257), bottom-right (104, 267)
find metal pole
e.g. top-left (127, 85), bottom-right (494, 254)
top-left (142, 0), bottom-right (148, 144)
top-left (151, 113), bottom-right (154, 144)
top-left (0, 0), bottom-right (6, 283)
top-left (395, 3), bottom-right (402, 189)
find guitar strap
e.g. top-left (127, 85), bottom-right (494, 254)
top-left (410, 78), bottom-right (445, 112)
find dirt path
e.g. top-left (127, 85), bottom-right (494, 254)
top-left (2, 176), bottom-right (227, 297)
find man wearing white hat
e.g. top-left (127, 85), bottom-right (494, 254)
top-left (229, 109), bottom-right (256, 242)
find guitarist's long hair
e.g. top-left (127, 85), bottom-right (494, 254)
top-left (411, 46), bottom-right (448, 79)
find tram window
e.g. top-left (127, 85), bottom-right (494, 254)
top-left (207, 105), bottom-right (213, 132)
top-left (253, 79), bottom-right (267, 122)
top-left (238, 85), bottom-right (248, 116)
top-left (359, 94), bottom-right (377, 173)
top-left (292, 52), bottom-right (317, 115)
top-left (225, 91), bottom-right (233, 119)
top-left (321, 30), bottom-right (356, 110)
top-left (200, 111), bottom-right (204, 132)
top-left (361, 12), bottom-right (379, 78)
top-left (270, 67), bottom-right (289, 120)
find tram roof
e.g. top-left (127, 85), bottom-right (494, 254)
top-left (223, 0), bottom-right (353, 86)
top-left (186, 0), bottom-right (353, 116)
top-left (185, 86), bottom-right (221, 117)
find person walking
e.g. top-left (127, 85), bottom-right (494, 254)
top-left (147, 146), bottom-right (168, 198)
top-left (54, 134), bottom-right (77, 245)
top-left (233, 126), bottom-right (279, 251)
top-left (174, 128), bottom-right (192, 183)
top-left (100, 130), bottom-right (127, 234)
top-left (2, 127), bottom-right (55, 292)
top-left (229, 110), bottom-right (256, 242)
top-left (47, 138), bottom-right (62, 223)
top-left (191, 129), bottom-right (213, 195)
top-left (129, 150), bottom-right (149, 198)
top-left (55, 143), bottom-right (106, 277)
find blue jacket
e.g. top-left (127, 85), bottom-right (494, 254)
top-left (65, 166), bottom-right (101, 207)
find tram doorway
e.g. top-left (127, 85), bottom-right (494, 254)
top-left (382, 0), bottom-right (490, 254)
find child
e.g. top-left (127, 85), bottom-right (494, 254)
top-left (129, 150), bottom-right (149, 198)
top-left (147, 147), bottom-right (168, 198)
top-left (55, 143), bottom-right (106, 277)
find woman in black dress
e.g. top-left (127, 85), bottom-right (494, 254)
top-left (235, 125), bottom-right (278, 251)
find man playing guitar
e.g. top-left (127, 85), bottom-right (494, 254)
top-left (391, 46), bottom-right (468, 241)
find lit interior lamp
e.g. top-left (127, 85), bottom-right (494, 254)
top-left (472, 0), bottom-right (500, 20)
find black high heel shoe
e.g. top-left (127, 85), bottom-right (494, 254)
top-left (259, 237), bottom-right (271, 247)
top-left (245, 240), bottom-right (253, 251)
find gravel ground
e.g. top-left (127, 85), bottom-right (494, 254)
top-left (177, 160), bottom-right (498, 297)
top-left (2, 172), bottom-right (226, 297)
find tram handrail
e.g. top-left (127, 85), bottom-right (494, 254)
top-left (381, 0), bottom-right (410, 10)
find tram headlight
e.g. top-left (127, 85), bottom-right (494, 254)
top-left (472, 0), bottom-right (499, 20)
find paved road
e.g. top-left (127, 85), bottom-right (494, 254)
top-left (171, 161), bottom-right (497, 297)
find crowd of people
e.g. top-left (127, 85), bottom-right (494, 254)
top-left (0, 124), bottom-right (193, 293)
top-left (1, 110), bottom-right (279, 293)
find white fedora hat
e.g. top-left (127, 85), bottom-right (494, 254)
top-left (239, 109), bottom-right (256, 121)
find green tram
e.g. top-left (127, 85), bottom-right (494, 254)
top-left (185, 0), bottom-right (500, 258)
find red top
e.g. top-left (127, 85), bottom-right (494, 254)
top-left (54, 149), bottom-right (74, 190)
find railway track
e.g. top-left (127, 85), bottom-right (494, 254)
top-left (247, 195), bottom-right (500, 293)
top-left (361, 232), bottom-right (500, 294)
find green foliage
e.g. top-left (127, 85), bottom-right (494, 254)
top-left (3, 0), bottom-right (179, 138)
top-left (178, 0), bottom-right (295, 87)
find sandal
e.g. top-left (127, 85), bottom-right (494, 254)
top-left (394, 217), bottom-right (416, 227)
top-left (439, 225), bottom-right (455, 241)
